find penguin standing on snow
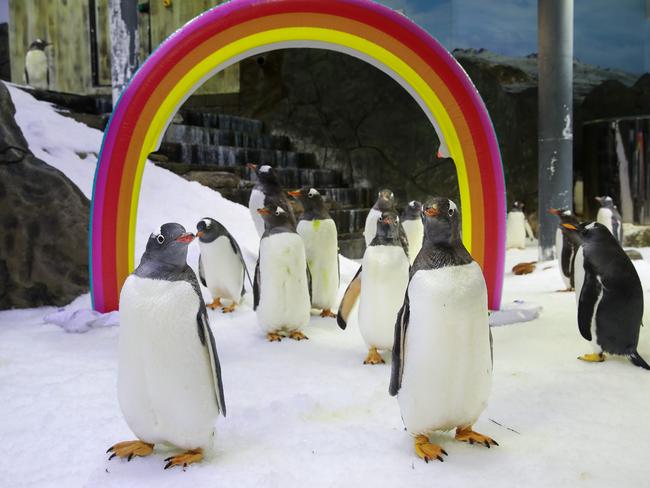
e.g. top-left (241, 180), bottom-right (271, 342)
top-left (254, 203), bottom-right (312, 342)
top-left (196, 218), bottom-right (252, 313)
top-left (109, 223), bottom-right (226, 469)
top-left (595, 196), bottom-right (623, 244)
top-left (247, 164), bottom-right (295, 236)
top-left (288, 187), bottom-right (340, 318)
top-left (560, 221), bottom-right (649, 369)
top-left (549, 208), bottom-right (581, 291)
top-left (506, 201), bottom-right (533, 249)
top-left (401, 200), bottom-right (423, 265)
top-left (25, 39), bottom-right (50, 90)
top-left (337, 211), bottom-right (410, 364)
top-left (390, 197), bottom-right (496, 462)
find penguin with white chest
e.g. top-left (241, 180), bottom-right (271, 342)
top-left (288, 187), bottom-right (340, 318)
top-left (337, 211), bottom-right (410, 364)
top-left (401, 200), bottom-right (424, 265)
top-left (506, 201), bottom-right (533, 249)
top-left (254, 203), bottom-right (312, 342)
top-left (595, 196), bottom-right (623, 244)
top-left (196, 218), bottom-right (252, 313)
top-left (109, 223), bottom-right (226, 469)
top-left (25, 39), bottom-right (50, 90)
top-left (364, 189), bottom-right (396, 246)
top-left (560, 221), bottom-right (649, 369)
top-left (389, 197), bottom-right (497, 462)
top-left (248, 164), bottom-right (296, 236)
top-left (549, 207), bottom-right (581, 291)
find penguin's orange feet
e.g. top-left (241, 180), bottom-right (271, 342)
top-left (207, 297), bottom-right (222, 310)
top-left (363, 347), bottom-right (385, 365)
top-left (414, 435), bottom-right (448, 463)
top-left (106, 440), bottom-right (154, 461)
top-left (164, 448), bottom-right (203, 470)
top-left (578, 352), bottom-right (605, 362)
top-left (267, 332), bottom-right (283, 342)
top-left (320, 309), bottom-right (336, 318)
top-left (222, 303), bottom-right (237, 314)
top-left (455, 426), bottom-right (498, 448)
top-left (289, 330), bottom-right (309, 341)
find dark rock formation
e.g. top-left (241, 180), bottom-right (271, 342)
top-left (0, 81), bottom-right (89, 309)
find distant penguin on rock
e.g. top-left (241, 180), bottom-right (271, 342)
top-left (25, 39), bottom-right (50, 90)
top-left (196, 218), bottom-right (251, 313)
top-left (337, 211), bottom-right (410, 364)
top-left (549, 208), bottom-right (581, 291)
top-left (248, 163), bottom-right (295, 236)
top-left (390, 197), bottom-right (496, 462)
top-left (560, 221), bottom-right (649, 369)
top-left (110, 223), bottom-right (226, 469)
top-left (288, 187), bottom-right (340, 318)
top-left (506, 201), bottom-right (533, 249)
top-left (254, 203), bottom-right (311, 342)
top-left (595, 196), bottom-right (623, 244)
top-left (401, 201), bottom-right (423, 265)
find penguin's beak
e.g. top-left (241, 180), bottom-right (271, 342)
top-left (257, 207), bottom-right (271, 215)
top-left (175, 232), bottom-right (195, 243)
top-left (560, 223), bottom-right (578, 231)
top-left (594, 196), bottom-right (602, 203)
top-left (246, 163), bottom-right (257, 171)
top-left (382, 217), bottom-right (392, 224)
top-left (548, 208), bottom-right (561, 216)
top-left (423, 206), bottom-right (439, 217)
top-left (287, 190), bottom-right (301, 198)
top-left (195, 231), bottom-right (205, 238)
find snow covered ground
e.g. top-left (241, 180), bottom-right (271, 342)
top-left (1, 86), bottom-right (650, 487)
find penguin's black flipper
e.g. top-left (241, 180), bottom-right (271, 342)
top-left (398, 223), bottom-right (409, 258)
top-left (197, 304), bottom-right (227, 416)
top-left (389, 292), bottom-right (409, 397)
top-left (198, 256), bottom-right (207, 287)
top-left (253, 256), bottom-right (260, 310)
top-left (24, 67), bottom-right (29, 85)
top-left (226, 232), bottom-right (253, 292)
top-left (629, 351), bottom-right (650, 370)
top-left (306, 264), bottom-right (312, 304)
top-left (577, 267), bottom-right (601, 341)
top-left (336, 265), bottom-right (362, 330)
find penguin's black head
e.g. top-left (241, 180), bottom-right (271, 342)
top-left (402, 200), bottom-right (422, 221)
top-left (513, 201), bottom-right (524, 211)
top-left (144, 223), bottom-right (194, 268)
top-left (29, 39), bottom-right (50, 51)
top-left (257, 204), bottom-right (291, 230)
top-left (375, 211), bottom-right (401, 241)
top-left (422, 197), bottom-right (461, 245)
top-left (549, 207), bottom-right (579, 226)
top-left (248, 163), bottom-right (279, 185)
top-left (287, 187), bottom-right (324, 212)
top-left (375, 189), bottom-right (395, 211)
top-left (560, 221), bottom-right (615, 245)
top-left (595, 196), bottom-right (614, 208)
top-left (196, 217), bottom-right (228, 243)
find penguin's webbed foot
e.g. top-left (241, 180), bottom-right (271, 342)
top-left (320, 309), bottom-right (336, 318)
top-left (289, 330), bottom-right (309, 341)
top-left (207, 297), bottom-right (222, 310)
top-left (455, 426), bottom-right (498, 448)
top-left (578, 352), bottom-right (605, 362)
top-left (106, 440), bottom-right (154, 461)
top-left (222, 303), bottom-right (237, 313)
top-left (164, 448), bottom-right (203, 470)
top-left (363, 347), bottom-right (385, 365)
top-left (414, 435), bottom-right (448, 463)
top-left (267, 332), bottom-right (283, 342)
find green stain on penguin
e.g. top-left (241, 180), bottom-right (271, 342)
top-left (312, 220), bottom-right (321, 230)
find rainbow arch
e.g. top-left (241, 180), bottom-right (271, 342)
top-left (90, 0), bottom-right (506, 312)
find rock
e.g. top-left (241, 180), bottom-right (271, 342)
top-left (623, 224), bottom-right (650, 247)
top-left (184, 171), bottom-right (240, 189)
top-left (0, 81), bottom-right (90, 309)
top-left (625, 249), bottom-right (643, 261)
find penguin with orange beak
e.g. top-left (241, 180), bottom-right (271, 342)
top-left (247, 163), bottom-right (296, 236)
top-left (549, 208), bottom-right (581, 290)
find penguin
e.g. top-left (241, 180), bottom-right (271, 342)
top-left (549, 208), bottom-right (581, 291)
top-left (560, 221), bottom-right (649, 369)
top-left (247, 163), bottom-right (296, 236)
top-left (109, 223), bottom-right (226, 469)
top-left (288, 187), bottom-right (340, 318)
top-left (337, 211), bottom-right (410, 364)
top-left (506, 201), bottom-right (533, 249)
top-left (25, 39), bottom-right (50, 90)
top-left (389, 197), bottom-right (496, 462)
top-left (595, 196), bottom-right (623, 244)
top-left (254, 203), bottom-right (312, 342)
top-left (364, 189), bottom-right (396, 246)
top-left (401, 200), bottom-right (424, 265)
top-left (196, 217), bottom-right (252, 313)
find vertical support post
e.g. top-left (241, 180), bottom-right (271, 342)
top-left (109, 0), bottom-right (139, 106)
top-left (538, 0), bottom-right (574, 260)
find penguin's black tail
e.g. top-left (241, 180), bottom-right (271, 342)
top-left (629, 351), bottom-right (650, 370)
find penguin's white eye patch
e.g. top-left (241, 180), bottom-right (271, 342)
top-left (275, 206), bottom-right (285, 216)
top-left (202, 218), bottom-right (212, 228)
top-left (308, 188), bottom-right (318, 198)
top-left (156, 234), bottom-right (165, 244)
top-left (260, 165), bottom-right (271, 173)
top-left (585, 222), bottom-right (596, 230)
top-left (448, 208), bottom-right (455, 217)
top-left (409, 200), bottom-right (416, 207)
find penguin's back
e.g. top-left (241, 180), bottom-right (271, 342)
top-left (297, 218), bottom-right (339, 310)
top-left (199, 235), bottom-right (244, 302)
top-left (402, 219), bottom-right (424, 265)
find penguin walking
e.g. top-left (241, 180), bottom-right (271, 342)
top-left (389, 197), bottom-right (496, 462)
top-left (560, 221), bottom-right (649, 369)
top-left (109, 223), bottom-right (226, 469)
top-left (337, 211), bottom-right (410, 364)
top-left (254, 203), bottom-right (311, 342)
top-left (595, 196), bottom-right (623, 244)
top-left (401, 200), bottom-right (423, 265)
top-left (25, 39), bottom-right (50, 90)
top-left (549, 208), bottom-right (581, 291)
top-left (288, 187), bottom-right (340, 318)
top-left (248, 163), bottom-right (295, 236)
top-left (196, 218), bottom-right (252, 313)
top-left (506, 201), bottom-right (533, 249)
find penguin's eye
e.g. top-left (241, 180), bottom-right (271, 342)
top-left (156, 234), bottom-right (165, 244)
top-left (275, 210), bottom-right (281, 216)
top-left (308, 193), bottom-right (313, 198)
top-left (448, 208), bottom-right (455, 217)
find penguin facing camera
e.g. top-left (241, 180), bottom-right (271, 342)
top-left (109, 223), bottom-right (226, 469)
top-left (549, 208), bottom-right (581, 291)
top-left (196, 218), bottom-right (252, 313)
top-left (364, 189), bottom-right (396, 246)
top-left (595, 196), bottom-right (623, 244)
top-left (288, 187), bottom-right (340, 318)
top-left (390, 197), bottom-right (496, 462)
top-left (401, 200), bottom-right (424, 265)
top-left (254, 203), bottom-right (312, 342)
top-left (560, 221), bottom-right (649, 369)
top-left (247, 163), bottom-right (296, 236)
top-left (506, 201), bottom-right (534, 250)
top-left (25, 39), bottom-right (51, 90)
top-left (337, 211), bottom-right (410, 364)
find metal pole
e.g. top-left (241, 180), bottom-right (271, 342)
top-left (109, 0), bottom-right (139, 106)
top-left (538, 0), bottom-right (573, 260)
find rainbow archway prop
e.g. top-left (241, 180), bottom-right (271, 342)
top-left (90, 0), bottom-right (506, 312)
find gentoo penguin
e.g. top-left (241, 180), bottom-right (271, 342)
top-left (247, 163), bottom-right (295, 236)
top-left (288, 187), bottom-right (340, 318)
top-left (389, 197), bottom-right (496, 462)
top-left (595, 196), bottom-right (623, 244)
top-left (109, 223), bottom-right (226, 469)
top-left (337, 211), bottom-right (410, 364)
top-left (24, 39), bottom-right (50, 90)
top-left (196, 217), bottom-right (252, 313)
top-left (364, 189), bottom-right (396, 246)
top-left (401, 200), bottom-right (424, 265)
top-left (506, 201), bottom-right (533, 249)
top-left (254, 203), bottom-right (312, 342)
top-left (549, 208), bottom-right (581, 291)
top-left (560, 221), bottom-right (649, 369)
